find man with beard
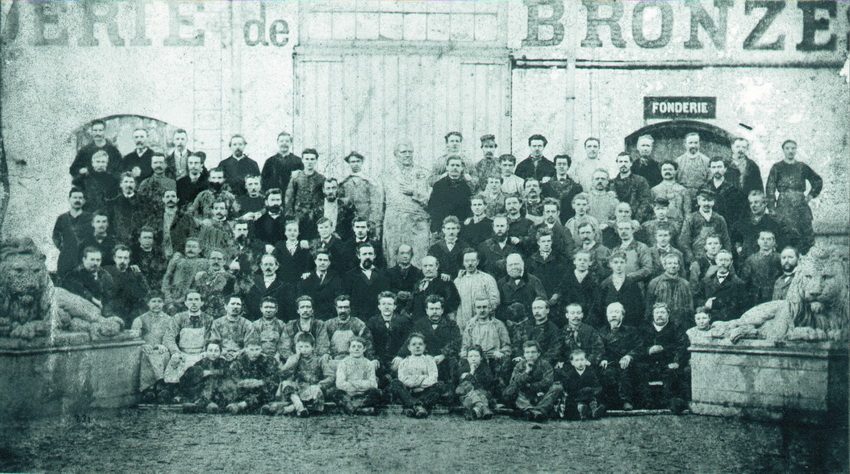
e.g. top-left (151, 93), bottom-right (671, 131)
top-left (219, 134), bottom-right (260, 196)
top-left (472, 134), bottom-right (500, 191)
top-left (104, 245), bottom-right (150, 327)
top-left (676, 132), bottom-right (711, 206)
top-left (73, 150), bottom-right (119, 213)
top-left (515, 134), bottom-right (555, 182)
top-left (191, 168), bottom-right (235, 224)
top-left (119, 128), bottom-right (154, 180)
top-left (71, 120), bottom-right (122, 177)
top-left (427, 156), bottom-right (472, 235)
top-left (598, 302), bottom-right (643, 411)
top-left (165, 129), bottom-right (192, 180)
top-left (131, 226), bottom-right (167, 287)
top-left (731, 190), bottom-right (792, 263)
top-left (229, 221), bottom-right (264, 280)
top-left (313, 178), bottom-right (356, 242)
top-left (526, 198), bottom-right (574, 260)
top-left (157, 189), bottom-right (195, 260)
top-left (772, 246), bottom-right (799, 301)
top-left (652, 161), bottom-right (690, 223)
top-left (504, 195), bottom-right (534, 255)
top-left (679, 189), bottom-right (731, 265)
top-left (78, 211), bottom-right (118, 268)
top-left (509, 298), bottom-right (562, 366)
top-left (496, 254), bottom-right (547, 322)
top-left (325, 294), bottom-right (374, 360)
top-left (454, 248), bottom-right (500, 332)
top-left (191, 250), bottom-right (236, 321)
top-left (705, 156), bottom-right (744, 226)
top-left (251, 188), bottom-right (286, 248)
top-left (194, 199), bottom-right (234, 256)
top-left (54, 188), bottom-right (93, 276)
top-left (176, 152), bottom-right (209, 208)
top-left (107, 172), bottom-right (152, 245)
top-left (298, 249), bottom-right (345, 320)
top-left (631, 135), bottom-right (662, 188)
top-left (477, 215), bottom-right (519, 279)
top-left (610, 152), bottom-right (653, 223)
top-left (696, 250), bottom-right (747, 322)
top-left (542, 154), bottom-right (583, 223)
top-left (139, 153), bottom-right (177, 205)
top-left (345, 243), bottom-right (392, 319)
top-left (522, 179), bottom-right (545, 225)
top-left (339, 151), bottom-right (383, 240)
top-left (726, 137), bottom-right (764, 198)
top-left (410, 256), bottom-right (460, 321)
top-left (246, 254), bottom-right (292, 322)
top-left (386, 245), bottom-right (424, 294)
top-left (262, 131), bottom-right (303, 193)
top-left (285, 148), bottom-right (326, 240)
top-left (343, 216), bottom-right (386, 272)
top-left (61, 247), bottom-right (114, 314)
top-left (586, 169), bottom-right (619, 229)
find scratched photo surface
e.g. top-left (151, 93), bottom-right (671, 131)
top-left (0, 1), bottom-right (847, 472)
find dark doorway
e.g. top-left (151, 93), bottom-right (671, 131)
top-left (624, 120), bottom-right (736, 163)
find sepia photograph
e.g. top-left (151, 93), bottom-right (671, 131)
top-left (0, 0), bottom-right (848, 471)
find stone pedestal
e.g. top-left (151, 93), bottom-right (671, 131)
top-left (0, 333), bottom-right (143, 419)
top-left (689, 340), bottom-right (848, 425)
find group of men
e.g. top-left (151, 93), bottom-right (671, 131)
top-left (51, 122), bottom-right (823, 418)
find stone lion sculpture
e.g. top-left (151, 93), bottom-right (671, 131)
top-left (0, 238), bottom-right (122, 341)
top-left (711, 244), bottom-right (849, 343)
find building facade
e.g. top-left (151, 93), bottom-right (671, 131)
top-left (1, 0), bottom-right (848, 266)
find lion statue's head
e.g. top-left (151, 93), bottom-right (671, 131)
top-left (0, 238), bottom-right (56, 338)
top-left (786, 245), bottom-right (849, 337)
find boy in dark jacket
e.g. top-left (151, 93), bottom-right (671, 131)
top-left (224, 333), bottom-right (279, 414)
top-left (179, 341), bottom-right (231, 413)
top-left (454, 345), bottom-right (495, 420)
top-left (503, 340), bottom-right (564, 421)
top-left (555, 349), bottom-right (604, 420)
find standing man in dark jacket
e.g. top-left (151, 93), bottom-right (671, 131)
top-left (219, 134), bottom-right (260, 196)
top-left (70, 120), bottom-right (122, 178)
top-left (726, 137), bottom-right (764, 198)
top-left (631, 135), bottom-right (662, 188)
top-left (262, 131), bottom-right (303, 193)
top-left (427, 156), bottom-right (472, 234)
top-left (120, 128), bottom-right (155, 181)
top-left (345, 242), bottom-right (392, 319)
top-left (515, 134), bottom-right (555, 182)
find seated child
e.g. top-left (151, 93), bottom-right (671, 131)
top-left (276, 333), bottom-right (336, 417)
top-left (389, 333), bottom-right (442, 419)
top-left (225, 333), bottom-right (279, 414)
top-left (130, 291), bottom-right (174, 396)
top-left (178, 341), bottom-right (231, 413)
top-left (686, 309), bottom-right (712, 344)
top-left (335, 337), bottom-right (383, 415)
top-left (454, 345), bottom-right (495, 420)
top-left (502, 340), bottom-right (564, 422)
top-left (555, 349), bottom-right (604, 420)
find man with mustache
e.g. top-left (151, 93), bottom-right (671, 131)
top-left (651, 161), bottom-right (690, 223)
top-left (218, 134), bottom-right (260, 196)
top-left (157, 189), bottom-right (194, 260)
top-left (195, 200), bottom-right (234, 259)
top-left (730, 190), bottom-right (792, 264)
top-left (675, 132), bottom-right (711, 207)
top-left (585, 169), bottom-right (619, 229)
top-left (53, 188), bottom-right (93, 276)
top-left (104, 244), bottom-right (150, 327)
top-left (165, 129), bottom-right (192, 180)
top-left (772, 246), bottom-right (799, 301)
top-left (285, 148), bottom-right (326, 240)
top-left (139, 153), bottom-right (177, 204)
top-left (472, 134), bottom-right (500, 191)
top-left (316, 179), bottom-right (357, 244)
top-left (120, 128), bottom-right (154, 180)
top-left (70, 119), bottom-right (122, 177)
top-left (251, 188), bottom-right (287, 248)
top-left (725, 137), bottom-right (764, 198)
top-left (190, 167), bottom-right (236, 225)
top-left (61, 247), bottom-right (115, 316)
top-left (176, 152), bottom-right (209, 208)
top-left (477, 215), bottom-right (519, 280)
top-left (609, 152), bottom-right (653, 223)
top-left (107, 172), bottom-right (152, 245)
top-left (631, 135), bottom-right (662, 188)
top-left (705, 156), bottom-right (744, 226)
top-left (345, 242), bottom-right (392, 320)
top-left (73, 150), bottom-right (120, 213)
top-left (131, 226), bottom-right (168, 287)
top-left (339, 151), bottom-right (383, 240)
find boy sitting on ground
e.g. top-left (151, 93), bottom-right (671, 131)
top-left (276, 333), bottom-right (336, 417)
top-left (502, 340), bottom-right (564, 422)
top-left (454, 345), bottom-right (495, 421)
top-left (179, 341), bottom-right (230, 413)
top-left (335, 337), bottom-right (383, 415)
top-left (555, 349), bottom-right (604, 420)
top-left (389, 333), bottom-right (442, 419)
top-left (225, 333), bottom-right (279, 414)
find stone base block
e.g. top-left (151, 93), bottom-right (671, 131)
top-left (0, 334), bottom-right (143, 420)
top-left (689, 340), bottom-right (848, 425)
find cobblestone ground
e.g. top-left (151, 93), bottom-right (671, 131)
top-left (0, 409), bottom-right (846, 473)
